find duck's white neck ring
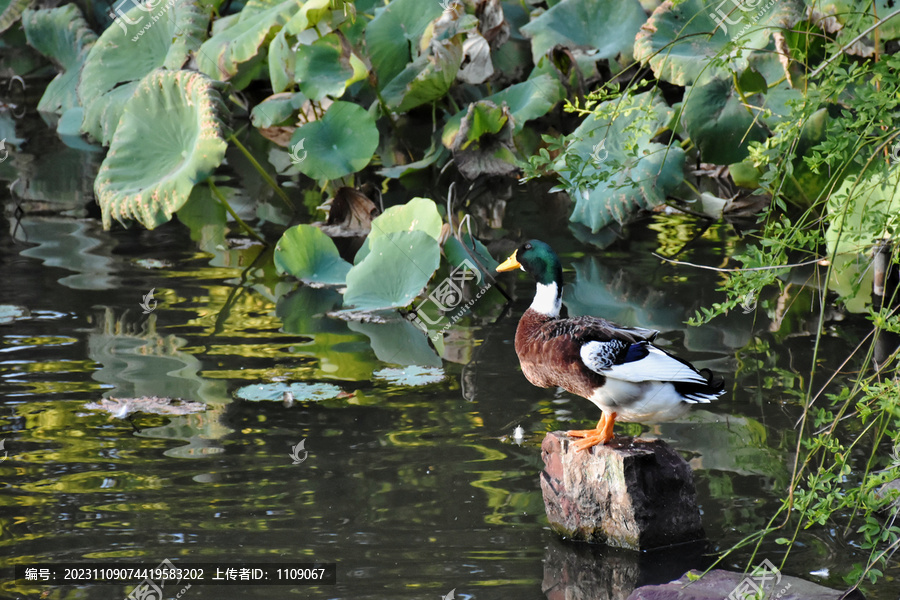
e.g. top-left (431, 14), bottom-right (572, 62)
top-left (530, 281), bottom-right (562, 317)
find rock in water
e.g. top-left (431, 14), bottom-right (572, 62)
top-left (627, 569), bottom-right (866, 600)
top-left (540, 431), bottom-right (704, 550)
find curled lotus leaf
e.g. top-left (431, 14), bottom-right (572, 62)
top-left (198, 0), bottom-right (302, 85)
top-left (77, 0), bottom-right (208, 144)
top-left (0, 0), bottom-right (32, 33)
top-left (442, 73), bottom-right (564, 146)
top-left (94, 69), bottom-right (229, 230)
top-left (22, 4), bottom-right (97, 115)
top-left (450, 100), bottom-right (518, 179)
top-left (382, 33), bottom-right (464, 113)
top-left (634, 0), bottom-right (803, 86)
top-left (200, 0), bottom-right (340, 88)
top-left (818, 0), bottom-right (900, 42)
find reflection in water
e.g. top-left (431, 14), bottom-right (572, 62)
top-left (564, 255), bottom-right (754, 353)
top-left (542, 536), bottom-right (712, 600)
top-left (15, 217), bottom-right (120, 290)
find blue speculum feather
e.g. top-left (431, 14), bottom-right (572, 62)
top-left (621, 341), bottom-right (650, 364)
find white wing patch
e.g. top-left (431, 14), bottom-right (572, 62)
top-left (581, 342), bottom-right (708, 384)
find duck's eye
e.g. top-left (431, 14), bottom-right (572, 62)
top-left (524, 243), bottom-right (532, 250)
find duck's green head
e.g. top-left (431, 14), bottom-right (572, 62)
top-left (496, 240), bottom-right (563, 286)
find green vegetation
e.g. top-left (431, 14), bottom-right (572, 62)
top-left (3, 0), bottom-right (900, 594)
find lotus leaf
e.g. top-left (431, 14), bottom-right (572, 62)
top-left (343, 230), bottom-right (441, 311)
top-left (0, 304), bottom-right (30, 324)
top-left (442, 73), bottom-right (564, 145)
top-left (57, 108), bottom-right (101, 152)
top-left (736, 66), bottom-right (767, 95)
top-left (288, 101), bottom-right (379, 181)
top-left (274, 224), bottom-right (353, 286)
top-left (825, 166), bottom-right (900, 257)
top-left (22, 5), bottom-right (97, 116)
top-left (450, 101), bottom-right (518, 179)
top-left (354, 197), bottom-right (442, 264)
top-left (234, 381), bottom-right (344, 402)
top-left (634, 0), bottom-right (803, 86)
top-left (282, 0), bottom-right (342, 34)
top-left (369, 197), bottom-right (443, 242)
top-left (268, 30), bottom-right (295, 94)
top-left (294, 32), bottom-right (368, 101)
top-left (819, 0), bottom-right (900, 41)
top-left (443, 233), bottom-right (498, 278)
top-left (231, 0), bottom-right (347, 92)
top-left (374, 365), bottom-right (445, 386)
top-left (94, 70), bottom-right (229, 230)
top-left (681, 76), bottom-right (767, 164)
top-left (366, 0), bottom-right (443, 88)
top-left (728, 159), bottom-right (762, 189)
top-left (251, 92), bottom-right (307, 128)
top-left (197, 0), bottom-right (309, 86)
top-left (239, 0), bottom-right (286, 19)
top-left (520, 0), bottom-right (646, 62)
top-left (484, 74), bottom-right (565, 133)
top-left (381, 35), bottom-right (464, 112)
top-left (78, 0), bottom-right (208, 144)
top-left (563, 92), bottom-right (685, 232)
top-left (0, 0), bottom-right (31, 33)
top-left (176, 183), bottom-right (228, 258)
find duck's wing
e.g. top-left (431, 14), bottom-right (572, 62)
top-left (580, 340), bottom-right (709, 385)
top-left (543, 315), bottom-right (659, 344)
top-left (536, 315), bottom-right (701, 383)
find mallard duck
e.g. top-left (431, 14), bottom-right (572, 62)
top-left (496, 240), bottom-right (724, 451)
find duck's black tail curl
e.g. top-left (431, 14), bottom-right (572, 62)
top-left (673, 368), bottom-right (725, 403)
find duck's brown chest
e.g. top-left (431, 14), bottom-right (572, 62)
top-left (513, 312), bottom-right (604, 400)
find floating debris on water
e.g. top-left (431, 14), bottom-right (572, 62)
top-left (85, 396), bottom-right (207, 418)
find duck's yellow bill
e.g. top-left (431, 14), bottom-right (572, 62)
top-left (496, 251), bottom-right (521, 272)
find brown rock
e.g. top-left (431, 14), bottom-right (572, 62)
top-left (540, 432), bottom-right (704, 550)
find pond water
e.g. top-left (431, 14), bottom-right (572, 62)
top-left (2, 119), bottom-right (900, 600)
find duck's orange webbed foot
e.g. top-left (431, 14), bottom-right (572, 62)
top-left (566, 412), bottom-right (616, 452)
